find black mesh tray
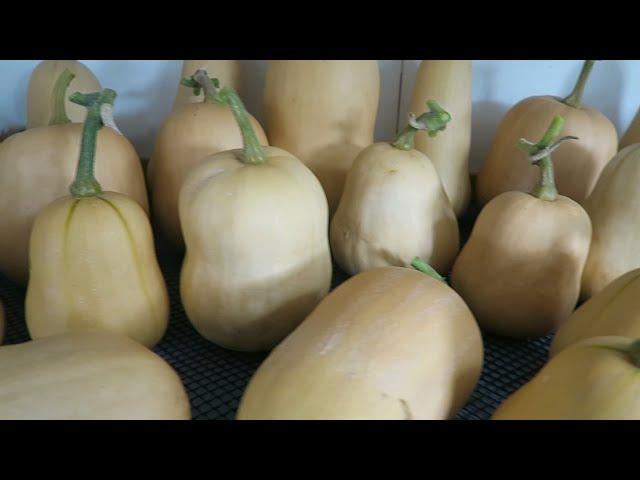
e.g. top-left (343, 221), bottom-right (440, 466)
top-left (0, 202), bottom-right (552, 420)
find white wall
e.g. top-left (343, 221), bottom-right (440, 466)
top-left (1, 60), bottom-right (638, 172)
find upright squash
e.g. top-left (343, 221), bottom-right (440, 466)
top-left (330, 101), bottom-right (459, 276)
top-left (620, 108), bottom-right (640, 150)
top-left (26, 87), bottom-right (169, 348)
top-left (476, 60), bottom-right (617, 206)
top-left (179, 79), bottom-right (332, 352)
top-left (493, 336), bottom-right (640, 420)
top-left (172, 60), bottom-right (240, 110)
top-left (147, 69), bottom-right (267, 248)
top-left (451, 116), bottom-right (592, 338)
top-left (27, 60), bottom-right (101, 128)
top-left (237, 262), bottom-right (483, 420)
top-left (264, 60), bottom-right (380, 214)
top-left (408, 60), bottom-right (472, 216)
top-left (581, 144), bottom-right (640, 299)
top-left (0, 331), bottom-right (191, 420)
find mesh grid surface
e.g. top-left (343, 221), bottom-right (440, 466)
top-left (0, 202), bottom-right (552, 420)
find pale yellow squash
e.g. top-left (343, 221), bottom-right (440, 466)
top-left (264, 60), bottom-right (380, 214)
top-left (148, 70), bottom-right (267, 248)
top-left (493, 336), bottom-right (640, 420)
top-left (620, 108), bottom-right (640, 150)
top-left (26, 88), bottom-right (168, 348)
top-left (236, 265), bottom-right (483, 420)
top-left (330, 101), bottom-right (459, 276)
top-left (581, 144), bottom-right (640, 299)
top-left (476, 61), bottom-right (617, 206)
top-left (27, 60), bottom-right (101, 128)
top-left (0, 331), bottom-right (191, 420)
top-left (451, 117), bottom-right (592, 338)
top-left (172, 60), bottom-right (240, 109)
top-left (408, 60), bottom-right (472, 216)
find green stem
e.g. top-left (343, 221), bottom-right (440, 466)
top-left (49, 68), bottom-right (75, 125)
top-left (68, 89), bottom-right (118, 198)
top-left (562, 60), bottom-right (596, 109)
top-left (411, 257), bottom-right (446, 283)
top-left (181, 69), bottom-right (220, 104)
top-left (392, 100), bottom-right (451, 150)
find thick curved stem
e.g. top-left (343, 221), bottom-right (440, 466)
top-left (68, 89), bottom-right (118, 197)
top-left (49, 68), bottom-right (75, 125)
top-left (562, 60), bottom-right (596, 109)
top-left (392, 100), bottom-right (451, 150)
top-left (411, 257), bottom-right (446, 283)
top-left (216, 87), bottom-right (265, 164)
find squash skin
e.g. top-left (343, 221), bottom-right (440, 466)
top-left (330, 142), bottom-right (459, 276)
top-left (476, 96), bottom-right (617, 206)
top-left (0, 124), bottom-right (149, 286)
top-left (0, 331), bottom-right (191, 420)
top-left (451, 191), bottom-right (592, 338)
top-left (147, 102), bottom-right (268, 248)
top-left (236, 267), bottom-right (483, 420)
top-left (581, 144), bottom-right (640, 300)
top-left (179, 146), bottom-right (332, 352)
top-left (172, 60), bottom-right (240, 110)
top-left (27, 60), bottom-right (101, 129)
top-left (620, 108), bottom-right (640, 150)
top-left (493, 337), bottom-right (640, 420)
top-left (409, 60), bottom-right (472, 217)
top-left (26, 192), bottom-right (169, 348)
top-left (264, 60), bottom-right (380, 215)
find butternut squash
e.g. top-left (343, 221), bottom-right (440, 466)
top-left (172, 60), bottom-right (240, 109)
top-left (26, 87), bottom-right (168, 348)
top-left (492, 336), bottom-right (640, 420)
top-left (581, 144), bottom-right (640, 299)
top-left (451, 116), bottom-right (592, 338)
top-left (0, 69), bottom-right (148, 286)
top-left (27, 60), bottom-right (101, 128)
top-left (620, 107), bottom-right (640, 150)
top-left (236, 263), bottom-right (483, 420)
top-left (179, 78), bottom-right (331, 352)
top-left (330, 101), bottom-right (459, 276)
top-left (0, 331), bottom-right (190, 420)
top-left (408, 60), bottom-right (472, 216)
top-left (264, 60), bottom-right (380, 214)
top-left (476, 60), bottom-right (617, 206)
top-left (147, 69), bottom-right (267, 248)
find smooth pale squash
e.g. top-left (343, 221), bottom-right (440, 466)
top-left (26, 88), bottom-right (168, 348)
top-left (264, 60), bottom-right (380, 214)
top-left (451, 117), bottom-right (592, 338)
top-left (330, 101), bottom-right (459, 276)
top-left (408, 60), bottom-right (472, 216)
top-left (551, 268), bottom-right (640, 357)
top-left (180, 85), bottom-right (331, 352)
top-left (581, 144), bottom-right (640, 299)
top-left (493, 337), bottom-right (640, 420)
top-left (172, 60), bottom-right (240, 110)
top-left (148, 69), bottom-right (267, 248)
top-left (0, 331), bottom-right (191, 420)
top-left (0, 70), bottom-right (148, 286)
top-left (476, 60), bottom-right (617, 206)
top-left (236, 265), bottom-right (483, 420)
top-left (620, 108), bottom-right (640, 150)
top-left (27, 60), bottom-right (101, 128)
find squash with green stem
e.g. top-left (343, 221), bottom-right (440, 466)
top-left (330, 101), bottom-right (459, 276)
top-left (476, 60), bottom-right (617, 206)
top-left (25, 87), bottom-right (169, 348)
top-left (179, 83), bottom-right (331, 352)
top-left (451, 116), bottom-right (592, 338)
top-left (0, 69), bottom-right (148, 286)
top-left (172, 60), bottom-right (240, 110)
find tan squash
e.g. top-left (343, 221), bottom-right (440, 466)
top-left (26, 88), bottom-right (168, 348)
top-left (237, 263), bottom-right (483, 420)
top-left (493, 336), bottom-right (640, 420)
top-left (172, 60), bottom-right (240, 110)
top-left (330, 101), bottom-right (459, 276)
top-left (408, 60), bottom-right (472, 216)
top-left (0, 69), bottom-right (148, 286)
top-left (148, 69), bottom-right (267, 248)
top-left (620, 108), bottom-right (640, 150)
top-left (264, 60), bottom-right (380, 214)
top-left (581, 144), bottom-right (640, 300)
top-left (451, 116), bottom-right (592, 338)
top-left (179, 83), bottom-right (332, 352)
top-left (476, 60), bottom-right (617, 206)
top-left (27, 60), bottom-right (101, 128)
top-left (0, 331), bottom-right (190, 420)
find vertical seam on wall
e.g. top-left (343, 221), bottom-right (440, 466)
top-left (395, 60), bottom-right (405, 134)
